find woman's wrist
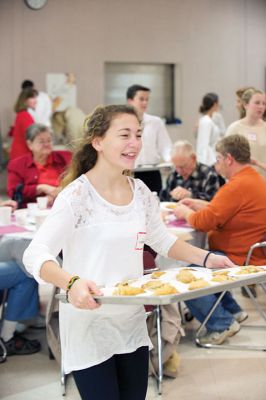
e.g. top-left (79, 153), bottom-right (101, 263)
top-left (66, 275), bottom-right (80, 302)
top-left (36, 184), bottom-right (45, 194)
top-left (202, 251), bottom-right (214, 268)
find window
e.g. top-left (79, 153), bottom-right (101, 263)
top-left (105, 62), bottom-right (178, 122)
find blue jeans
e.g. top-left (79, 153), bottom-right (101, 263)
top-left (185, 252), bottom-right (243, 332)
top-left (186, 291), bottom-right (242, 332)
top-left (0, 261), bottom-right (38, 321)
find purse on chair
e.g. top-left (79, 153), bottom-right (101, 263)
top-left (143, 246), bottom-right (182, 391)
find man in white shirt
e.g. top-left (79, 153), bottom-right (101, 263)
top-left (127, 84), bottom-right (172, 192)
top-left (127, 84), bottom-right (172, 166)
top-left (21, 80), bottom-right (52, 127)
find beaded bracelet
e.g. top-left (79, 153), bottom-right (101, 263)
top-left (202, 251), bottom-right (214, 268)
top-left (66, 275), bottom-right (80, 302)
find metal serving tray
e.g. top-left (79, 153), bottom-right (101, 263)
top-left (56, 267), bottom-right (266, 306)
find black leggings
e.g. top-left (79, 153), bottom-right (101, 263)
top-left (73, 346), bottom-right (149, 400)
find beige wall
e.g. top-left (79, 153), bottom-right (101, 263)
top-left (0, 0), bottom-right (266, 145)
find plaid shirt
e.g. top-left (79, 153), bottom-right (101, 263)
top-left (160, 162), bottom-right (224, 202)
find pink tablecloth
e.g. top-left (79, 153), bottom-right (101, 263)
top-left (166, 219), bottom-right (190, 228)
top-left (0, 224), bottom-right (29, 236)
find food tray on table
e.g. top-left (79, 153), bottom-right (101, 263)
top-left (56, 266), bottom-right (266, 306)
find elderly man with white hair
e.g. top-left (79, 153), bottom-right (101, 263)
top-left (160, 140), bottom-right (223, 202)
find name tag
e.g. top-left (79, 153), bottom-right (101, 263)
top-left (135, 232), bottom-right (146, 250)
top-left (247, 132), bottom-right (257, 142)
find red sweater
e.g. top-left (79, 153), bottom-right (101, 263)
top-left (10, 110), bottom-right (34, 160)
top-left (188, 166), bottom-right (266, 265)
top-left (7, 150), bottom-right (72, 207)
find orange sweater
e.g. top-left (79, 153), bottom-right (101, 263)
top-left (188, 166), bottom-right (266, 265)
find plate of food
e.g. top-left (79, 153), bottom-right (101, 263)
top-left (160, 202), bottom-right (178, 212)
top-left (56, 266), bottom-right (250, 306)
top-left (228, 265), bottom-right (266, 277)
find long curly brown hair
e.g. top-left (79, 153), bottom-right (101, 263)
top-left (61, 104), bottom-right (141, 188)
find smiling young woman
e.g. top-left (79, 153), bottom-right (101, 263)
top-left (226, 88), bottom-right (266, 177)
top-left (23, 104), bottom-right (235, 400)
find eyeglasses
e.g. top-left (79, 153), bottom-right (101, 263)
top-left (215, 154), bottom-right (226, 163)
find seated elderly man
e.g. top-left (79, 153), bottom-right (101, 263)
top-left (160, 140), bottom-right (223, 202)
top-left (174, 134), bottom-right (266, 344)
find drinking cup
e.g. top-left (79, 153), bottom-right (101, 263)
top-left (37, 196), bottom-right (48, 210)
top-left (0, 206), bottom-right (12, 225)
top-left (27, 203), bottom-right (38, 219)
top-left (14, 209), bottom-right (28, 226)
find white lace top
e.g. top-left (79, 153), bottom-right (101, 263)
top-left (23, 175), bottom-right (176, 373)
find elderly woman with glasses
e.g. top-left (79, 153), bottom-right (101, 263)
top-left (7, 123), bottom-right (72, 208)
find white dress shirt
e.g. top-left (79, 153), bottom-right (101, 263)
top-left (196, 115), bottom-right (220, 166)
top-left (29, 91), bottom-right (52, 127)
top-left (135, 113), bottom-right (172, 167)
top-left (212, 111), bottom-right (226, 138)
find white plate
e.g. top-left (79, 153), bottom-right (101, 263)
top-left (103, 267), bottom-right (215, 296)
top-left (157, 162), bottom-right (173, 169)
top-left (228, 266), bottom-right (266, 277)
top-left (160, 202), bottom-right (177, 212)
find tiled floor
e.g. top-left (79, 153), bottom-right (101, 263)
top-left (0, 286), bottom-right (266, 399)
